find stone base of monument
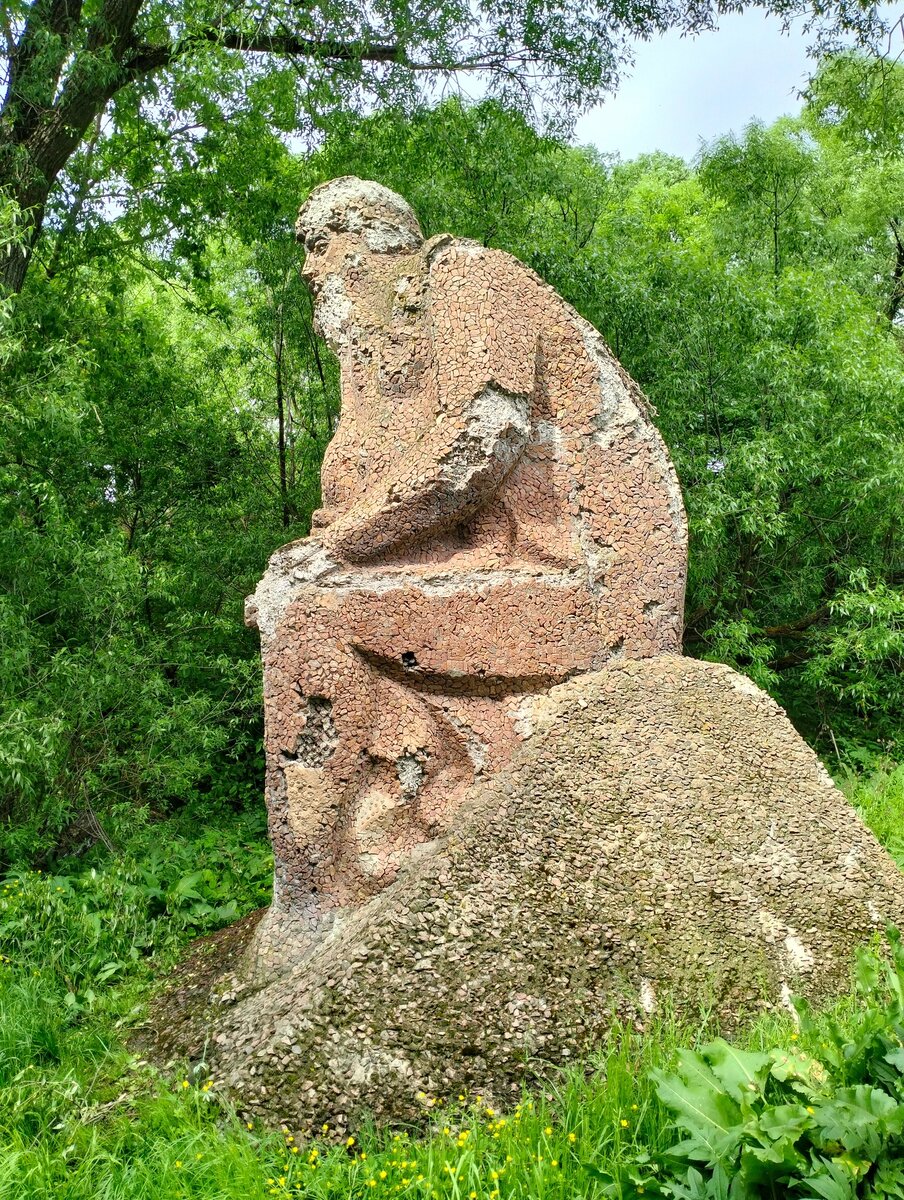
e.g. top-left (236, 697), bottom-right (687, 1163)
top-left (145, 655), bottom-right (904, 1131)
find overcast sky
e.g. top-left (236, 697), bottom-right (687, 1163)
top-left (575, 12), bottom-right (816, 162)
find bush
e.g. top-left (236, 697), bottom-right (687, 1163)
top-left (596, 930), bottom-right (904, 1197)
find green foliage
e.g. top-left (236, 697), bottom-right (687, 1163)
top-left (0, 804), bottom-right (271, 1014)
top-left (0, 766), bottom-right (900, 1197)
top-left (0, 262), bottom-right (302, 861)
top-left (840, 764), bottom-right (904, 863)
top-left (4, 67), bottom-right (904, 857)
top-left (590, 932), bottom-right (904, 1198)
top-left (302, 92), bottom-right (904, 754)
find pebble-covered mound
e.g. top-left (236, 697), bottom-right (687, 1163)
top-left (153, 656), bottom-right (904, 1130)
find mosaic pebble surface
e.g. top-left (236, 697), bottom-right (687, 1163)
top-left (246, 183), bottom-right (687, 963)
top-left (151, 182), bottom-right (904, 1129)
top-left (193, 656), bottom-right (904, 1131)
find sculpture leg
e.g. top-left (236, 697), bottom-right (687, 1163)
top-left (262, 585), bottom-right (465, 923)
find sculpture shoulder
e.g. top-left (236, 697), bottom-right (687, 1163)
top-left (420, 237), bottom-right (542, 396)
top-left (423, 236), bottom-right (552, 305)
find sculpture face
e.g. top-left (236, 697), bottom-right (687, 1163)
top-left (298, 229), bottom-right (359, 350)
top-left (295, 176), bottom-right (424, 351)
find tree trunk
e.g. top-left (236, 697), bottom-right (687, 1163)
top-left (0, 0), bottom-right (148, 293)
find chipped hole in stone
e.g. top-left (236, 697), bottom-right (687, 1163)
top-left (400, 651), bottom-right (418, 668)
top-left (282, 695), bottom-right (338, 768)
top-left (396, 753), bottom-right (426, 798)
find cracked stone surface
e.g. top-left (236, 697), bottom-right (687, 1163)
top-left (146, 179), bottom-right (904, 1129)
top-left (243, 177), bottom-right (687, 965)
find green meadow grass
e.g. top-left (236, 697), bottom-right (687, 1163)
top-left (0, 764), bottom-right (901, 1200)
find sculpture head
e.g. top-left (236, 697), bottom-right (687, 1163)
top-left (296, 177), bottom-right (424, 348)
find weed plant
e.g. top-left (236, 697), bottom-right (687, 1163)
top-left (0, 769), bottom-right (902, 1199)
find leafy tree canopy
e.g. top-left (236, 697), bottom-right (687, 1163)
top-left (0, 0), bottom-right (899, 291)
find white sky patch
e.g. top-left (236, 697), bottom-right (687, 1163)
top-left (577, 11), bottom-right (812, 162)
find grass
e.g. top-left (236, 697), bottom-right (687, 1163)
top-left (841, 761), bottom-right (904, 866)
top-left (0, 764), bottom-right (901, 1200)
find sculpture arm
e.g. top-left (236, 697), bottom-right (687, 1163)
top-left (320, 246), bottom-right (538, 563)
top-left (321, 383), bottom-right (532, 562)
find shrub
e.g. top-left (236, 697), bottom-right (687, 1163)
top-left (592, 930), bottom-right (904, 1198)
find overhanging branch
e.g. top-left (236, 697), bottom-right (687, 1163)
top-left (125, 27), bottom-right (525, 81)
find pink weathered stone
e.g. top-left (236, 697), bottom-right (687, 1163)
top-left (245, 176), bottom-right (687, 965)
top-left (147, 182), bottom-right (904, 1131)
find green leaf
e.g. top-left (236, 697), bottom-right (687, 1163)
top-left (812, 1086), bottom-right (903, 1154)
top-left (701, 1039), bottom-right (770, 1103)
top-left (797, 1159), bottom-right (858, 1200)
top-left (654, 1049), bottom-right (744, 1164)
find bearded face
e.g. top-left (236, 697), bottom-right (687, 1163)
top-left (296, 179), bottom-right (424, 354)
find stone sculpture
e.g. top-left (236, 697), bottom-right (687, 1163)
top-left (146, 178), bottom-right (904, 1130)
top-left (245, 176), bottom-right (687, 965)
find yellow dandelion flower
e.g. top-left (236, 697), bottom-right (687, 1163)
top-left (544, 1126), bottom-right (553, 1136)
top-left (380, 1171), bottom-right (388, 1180)
top-left (181, 1080), bottom-right (189, 1089)
top-left (568, 1132), bottom-right (577, 1143)
top-left (368, 1179), bottom-right (377, 1188)
top-left (620, 1119), bottom-right (629, 1129)
top-left (247, 1122), bottom-right (254, 1129)
top-left (174, 1161), bottom-right (183, 1169)
top-left (347, 1137), bottom-right (356, 1147)
top-left (292, 1146), bottom-right (300, 1154)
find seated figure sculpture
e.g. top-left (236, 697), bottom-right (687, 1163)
top-left (245, 177), bottom-right (688, 961)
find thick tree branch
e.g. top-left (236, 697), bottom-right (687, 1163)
top-left (762, 606), bottom-right (829, 638)
top-left (124, 26), bottom-right (509, 80)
